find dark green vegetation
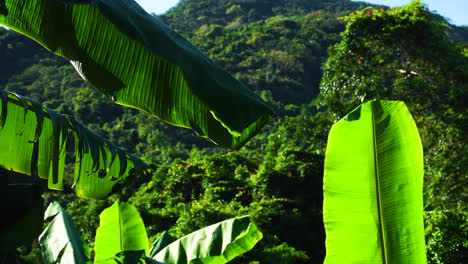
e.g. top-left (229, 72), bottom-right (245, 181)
top-left (1, 0), bottom-right (467, 263)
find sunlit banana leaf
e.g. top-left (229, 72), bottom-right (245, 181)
top-left (0, 0), bottom-right (274, 149)
top-left (323, 100), bottom-right (427, 263)
top-left (94, 201), bottom-right (149, 264)
top-left (39, 202), bottom-right (91, 264)
top-left (0, 89), bottom-right (147, 199)
top-left (152, 215), bottom-right (262, 264)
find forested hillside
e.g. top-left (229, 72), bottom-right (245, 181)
top-left (1, 0), bottom-right (467, 263)
top-left (161, 0), bottom-right (371, 106)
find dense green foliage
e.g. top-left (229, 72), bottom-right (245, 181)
top-left (162, 0), bottom-right (368, 107)
top-left (425, 206), bottom-right (468, 264)
top-left (1, 0), bottom-right (467, 263)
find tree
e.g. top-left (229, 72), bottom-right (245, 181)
top-left (318, 0), bottom-right (467, 211)
top-left (319, 1), bottom-right (466, 120)
top-left (318, 1), bottom-right (467, 262)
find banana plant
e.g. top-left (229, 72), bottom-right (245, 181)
top-left (323, 100), bottom-right (427, 263)
top-left (0, 0), bottom-right (273, 149)
top-left (39, 202), bottom-right (91, 264)
top-left (94, 202), bottom-right (150, 264)
top-left (0, 89), bottom-right (148, 199)
top-left (40, 201), bottom-right (263, 264)
top-left (150, 214), bottom-right (262, 264)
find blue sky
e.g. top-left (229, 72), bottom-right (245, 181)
top-left (135, 0), bottom-right (467, 26)
top-left (351, 0), bottom-right (467, 26)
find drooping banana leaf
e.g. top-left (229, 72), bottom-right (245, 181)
top-left (152, 215), bottom-right (262, 264)
top-left (94, 201), bottom-right (149, 264)
top-left (323, 100), bottom-right (427, 263)
top-left (0, 0), bottom-right (274, 149)
top-left (38, 201), bottom-right (91, 264)
top-left (0, 89), bottom-right (147, 199)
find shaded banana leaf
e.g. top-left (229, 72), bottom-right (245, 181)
top-left (323, 100), bottom-right (427, 263)
top-left (94, 201), bottom-right (149, 264)
top-left (149, 231), bottom-right (175, 258)
top-left (38, 201), bottom-right (91, 264)
top-left (152, 215), bottom-right (262, 264)
top-left (111, 250), bottom-right (165, 264)
top-left (0, 0), bottom-right (274, 149)
top-left (0, 89), bottom-right (148, 199)
top-left (110, 250), bottom-right (147, 264)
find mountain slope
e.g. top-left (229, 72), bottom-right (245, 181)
top-left (162, 0), bottom-right (369, 35)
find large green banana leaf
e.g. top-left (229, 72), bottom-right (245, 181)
top-left (0, 89), bottom-right (147, 199)
top-left (94, 201), bottom-right (149, 264)
top-left (323, 100), bottom-right (427, 263)
top-left (39, 202), bottom-right (91, 264)
top-left (0, 0), bottom-right (273, 149)
top-left (152, 215), bottom-right (262, 264)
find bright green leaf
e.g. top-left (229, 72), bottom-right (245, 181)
top-left (152, 215), bottom-right (262, 264)
top-left (0, 89), bottom-right (148, 199)
top-left (94, 201), bottom-right (149, 264)
top-left (0, 0), bottom-right (273, 149)
top-left (323, 100), bottom-right (427, 263)
top-left (39, 202), bottom-right (91, 264)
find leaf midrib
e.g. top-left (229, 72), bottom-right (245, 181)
top-left (119, 204), bottom-right (124, 253)
top-left (371, 101), bottom-right (387, 264)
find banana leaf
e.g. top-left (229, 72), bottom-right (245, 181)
top-left (0, 0), bottom-right (273, 149)
top-left (323, 100), bottom-right (427, 263)
top-left (0, 89), bottom-right (147, 199)
top-left (94, 201), bottom-right (149, 264)
top-left (111, 250), bottom-right (164, 264)
top-left (152, 215), bottom-right (262, 264)
top-left (149, 231), bottom-right (175, 258)
top-left (38, 201), bottom-right (91, 264)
